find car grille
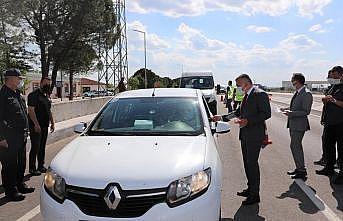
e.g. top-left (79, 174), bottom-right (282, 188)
top-left (66, 184), bottom-right (167, 218)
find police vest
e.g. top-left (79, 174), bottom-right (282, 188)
top-left (227, 86), bottom-right (234, 99)
top-left (235, 87), bottom-right (244, 102)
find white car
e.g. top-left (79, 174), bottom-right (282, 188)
top-left (40, 88), bottom-right (229, 221)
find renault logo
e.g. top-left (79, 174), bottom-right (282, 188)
top-left (104, 185), bottom-right (121, 210)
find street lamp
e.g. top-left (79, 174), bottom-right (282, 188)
top-left (132, 29), bottom-right (147, 89)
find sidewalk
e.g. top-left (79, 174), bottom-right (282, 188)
top-left (46, 113), bottom-right (97, 145)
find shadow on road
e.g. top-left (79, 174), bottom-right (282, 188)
top-left (277, 181), bottom-right (319, 214)
top-left (222, 204), bottom-right (265, 221)
top-left (0, 196), bottom-right (9, 207)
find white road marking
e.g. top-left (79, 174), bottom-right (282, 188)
top-left (295, 179), bottom-right (342, 221)
top-left (16, 205), bottom-right (40, 221)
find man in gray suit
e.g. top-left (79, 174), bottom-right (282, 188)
top-left (234, 74), bottom-right (271, 205)
top-left (282, 73), bottom-right (313, 180)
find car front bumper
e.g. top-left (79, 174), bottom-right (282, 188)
top-left (40, 183), bottom-right (220, 221)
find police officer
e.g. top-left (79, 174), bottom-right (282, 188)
top-left (0, 69), bottom-right (35, 201)
top-left (117, 77), bottom-right (126, 93)
top-left (28, 77), bottom-right (54, 176)
top-left (316, 66), bottom-right (343, 184)
top-left (226, 81), bottom-right (234, 112)
top-left (233, 84), bottom-right (244, 110)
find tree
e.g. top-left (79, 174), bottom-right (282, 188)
top-left (0, 0), bottom-right (32, 81)
top-left (8, 0), bottom-right (117, 91)
top-left (59, 42), bottom-right (97, 100)
top-left (128, 68), bottom-right (180, 89)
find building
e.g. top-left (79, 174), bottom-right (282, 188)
top-left (80, 78), bottom-right (107, 93)
top-left (282, 80), bottom-right (329, 92)
top-left (24, 72), bottom-right (106, 99)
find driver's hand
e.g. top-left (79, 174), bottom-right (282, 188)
top-left (211, 115), bottom-right (222, 122)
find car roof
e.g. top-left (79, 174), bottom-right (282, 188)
top-left (115, 88), bottom-right (200, 98)
top-left (181, 72), bottom-right (213, 77)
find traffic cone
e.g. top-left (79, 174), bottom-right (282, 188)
top-left (262, 123), bottom-right (272, 148)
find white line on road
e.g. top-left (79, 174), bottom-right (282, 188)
top-left (295, 179), bottom-right (342, 221)
top-left (16, 205), bottom-right (40, 221)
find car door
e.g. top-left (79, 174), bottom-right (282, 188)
top-left (201, 96), bottom-right (219, 145)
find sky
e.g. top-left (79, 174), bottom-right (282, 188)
top-left (126, 0), bottom-right (343, 86)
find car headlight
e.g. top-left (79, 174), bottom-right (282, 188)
top-left (167, 168), bottom-right (211, 207)
top-left (44, 168), bottom-right (66, 203)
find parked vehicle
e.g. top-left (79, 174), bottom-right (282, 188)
top-left (41, 88), bottom-right (228, 221)
top-left (83, 90), bottom-right (114, 98)
top-left (82, 90), bottom-right (99, 98)
top-left (180, 72), bottom-right (218, 115)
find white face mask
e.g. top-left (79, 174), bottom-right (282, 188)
top-left (17, 80), bottom-right (24, 89)
top-left (327, 78), bottom-right (341, 85)
top-left (237, 87), bottom-right (243, 94)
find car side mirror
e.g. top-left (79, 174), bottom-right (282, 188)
top-left (74, 122), bottom-right (87, 134)
top-left (216, 121), bottom-right (230, 134)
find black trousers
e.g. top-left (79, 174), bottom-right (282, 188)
top-left (0, 130), bottom-right (26, 194)
top-left (29, 127), bottom-right (48, 170)
top-left (241, 139), bottom-right (262, 196)
top-left (227, 98), bottom-right (233, 113)
top-left (323, 123), bottom-right (343, 170)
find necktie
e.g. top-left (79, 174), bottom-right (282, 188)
top-left (240, 94), bottom-right (248, 111)
top-left (290, 91), bottom-right (298, 108)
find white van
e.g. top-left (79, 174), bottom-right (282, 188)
top-left (180, 72), bottom-right (217, 114)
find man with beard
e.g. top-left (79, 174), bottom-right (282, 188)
top-left (27, 77), bottom-right (55, 176)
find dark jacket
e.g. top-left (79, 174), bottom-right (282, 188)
top-left (0, 85), bottom-right (29, 140)
top-left (235, 87), bottom-right (271, 141)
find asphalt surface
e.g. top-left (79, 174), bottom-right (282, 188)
top-left (1, 100), bottom-right (342, 221)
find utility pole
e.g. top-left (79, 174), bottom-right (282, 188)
top-left (133, 29), bottom-right (147, 89)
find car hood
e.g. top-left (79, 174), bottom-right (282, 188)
top-left (51, 135), bottom-right (207, 190)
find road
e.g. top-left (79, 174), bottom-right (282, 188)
top-left (1, 101), bottom-right (343, 221)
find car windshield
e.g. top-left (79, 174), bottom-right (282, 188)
top-left (87, 97), bottom-right (204, 136)
top-left (180, 76), bottom-right (214, 90)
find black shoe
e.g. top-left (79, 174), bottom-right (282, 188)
top-left (242, 195), bottom-right (260, 205)
top-left (333, 174), bottom-right (343, 185)
top-left (5, 191), bottom-right (25, 202)
top-left (29, 169), bottom-right (41, 176)
top-left (18, 183), bottom-right (35, 194)
top-left (314, 158), bottom-right (326, 166)
top-left (287, 170), bottom-right (298, 176)
top-left (316, 168), bottom-right (335, 176)
top-left (291, 172), bottom-right (307, 180)
top-left (237, 189), bottom-right (250, 197)
top-left (38, 167), bottom-right (47, 173)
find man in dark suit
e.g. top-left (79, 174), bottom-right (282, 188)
top-left (234, 74), bottom-right (271, 205)
top-left (281, 73), bottom-right (313, 180)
